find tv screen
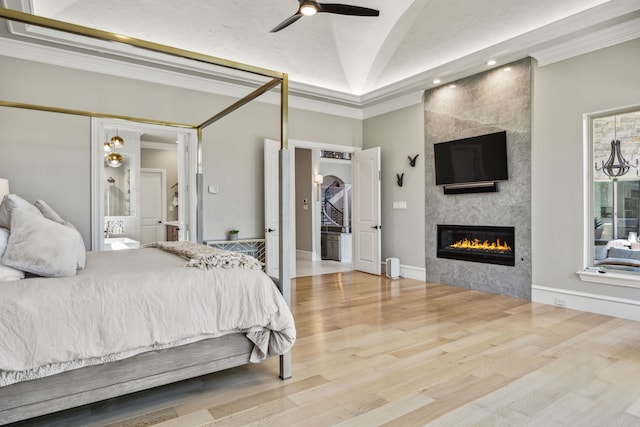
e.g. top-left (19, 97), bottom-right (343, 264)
top-left (434, 131), bottom-right (508, 185)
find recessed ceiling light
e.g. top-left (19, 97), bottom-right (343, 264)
top-left (487, 60), bottom-right (497, 66)
top-left (449, 84), bottom-right (456, 88)
top-left (504, 67), bottom-right (512, 71)
top-left (433, 79), bottom-right (441, 84)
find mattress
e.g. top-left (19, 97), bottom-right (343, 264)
top-left (0, 248), bottom-right (295, 386)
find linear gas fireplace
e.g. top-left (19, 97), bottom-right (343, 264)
top-left (437, 225), bottom-right (515, 266)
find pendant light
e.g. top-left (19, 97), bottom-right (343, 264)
top-left (104, 131), bottom-right (124, 168)
top-left (595, 115), bottom-right (637, 178)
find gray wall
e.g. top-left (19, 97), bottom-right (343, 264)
top-left (424, 58), bottom-right (532, 299)
top-left (0, 108), bottom-right (90, 246)
top-left (363, 104), bottom-right (425, 269)
top-left (295, 148), bottom-right (313, 252)
top-left (0, 56), bottom-right (362, 246)
top-left (532, 38), bottom-right (640, 301)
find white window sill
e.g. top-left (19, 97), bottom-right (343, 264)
top-left (577, 269), bottom-right (640, 289)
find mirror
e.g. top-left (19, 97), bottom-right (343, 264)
top-left (104, 154), bottom-right (134, 217)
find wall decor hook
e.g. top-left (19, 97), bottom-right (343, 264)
top-left (408, 154), bottom-right (419, 167)
top-left (396, 173), bottom-right (404, 187)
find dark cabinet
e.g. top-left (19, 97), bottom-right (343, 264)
top-left (166, 225), bottom-right (179, 241)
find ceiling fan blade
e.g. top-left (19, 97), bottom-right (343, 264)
top-left (270, 13), bottom-right (303, 32)
top-left (317, 3), bottom-right (379, 16)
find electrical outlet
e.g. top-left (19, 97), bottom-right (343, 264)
top-left (392, 201), bottom-right (407, 209)
top-left (554, 297), bottom-right (567, 307)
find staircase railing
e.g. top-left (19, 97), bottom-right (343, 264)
top-left (322, 181), bottom-right (344, 227)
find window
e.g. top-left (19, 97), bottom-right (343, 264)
top-left (591, 109), bottom-right (640, 272)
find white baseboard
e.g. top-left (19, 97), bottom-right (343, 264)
top-left (296, 250), bottom-right (313, 261)
top-left (379, 262), bottom-right (426, 281)
top-left (532, 285), bottom-right (640, 321)
top-left (400, 264), bottom-right (426, 281)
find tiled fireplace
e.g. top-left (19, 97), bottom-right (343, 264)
top-left (437, 225), bottom-right (515, 266)
top-left (424, 58), bottom-right (531, 300)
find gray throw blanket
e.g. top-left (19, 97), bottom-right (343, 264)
top-left (148, 241), bottom-right (263, 270)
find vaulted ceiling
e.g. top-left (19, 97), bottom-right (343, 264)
top-left (3, 0), bottom-right (640, 112)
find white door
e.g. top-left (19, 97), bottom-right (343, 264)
top-left (264, 139), bottom-right (280, 277)
top-left (352, 147), bottom-right (381, 275)
top-left (140, 169), bottom-right (166, 245)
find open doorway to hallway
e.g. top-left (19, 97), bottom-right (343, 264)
top-left (294, 147), bottom-right (353, 277)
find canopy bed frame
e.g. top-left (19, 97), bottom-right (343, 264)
top-left (0, 8), bottom-right (292, 424)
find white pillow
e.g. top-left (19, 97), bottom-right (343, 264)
top-left (2, 209), bottom-right (79, 278)
top-left (0, 228), bottom-right (25, 281)
top-left (64, 221), bottom-right (86, 270)
top-left (0, 227), bottom-right (8, 254)
top-left (34, 199), bottom-right (65, 224)
top-left (0, 194), bottom-right (43, 229)
top-left (34, 200), bottom-right (86, 270)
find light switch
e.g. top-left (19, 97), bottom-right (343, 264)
top-left (208, 185), bottom-right (219, 194)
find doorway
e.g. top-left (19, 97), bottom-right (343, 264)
top-left (139, 168), bottom-right (167, 245)
top-left (294, 148), bottom-right (354, 277)
top-left (264, 139), bottom-right (381, 278)
top-left (91, 118), bottom-right (197, 250)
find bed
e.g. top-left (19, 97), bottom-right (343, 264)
top-left (0, 197), bottom-right (295, 424)
top-left (0, 8), bottom-right (294, 425)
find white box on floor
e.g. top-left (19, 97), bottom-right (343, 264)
top-left (386, 257), bottom-right (400, 279)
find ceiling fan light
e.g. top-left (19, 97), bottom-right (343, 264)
top-left (300, 1), bottom-right (318, 16)
top-left (106, 152), bottom-right (123, 168)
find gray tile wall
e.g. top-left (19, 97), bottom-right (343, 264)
top-left (424, 58), bottom-right (532, 299)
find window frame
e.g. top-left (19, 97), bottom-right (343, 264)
top-left (582, 104), bottom-right (640, 285)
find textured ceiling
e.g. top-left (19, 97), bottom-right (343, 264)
top-left (23, 0), bottom-right (637, 96)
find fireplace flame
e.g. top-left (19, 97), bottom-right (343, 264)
top-left (449, 238), bottom-right (512, 252)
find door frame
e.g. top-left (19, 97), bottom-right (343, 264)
top-left (288, 139), bottom-right (360, 276)
top-left (91, 118), bottom-right (197, 250)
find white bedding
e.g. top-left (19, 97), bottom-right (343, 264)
top-left (0, 248), bottom-right (295, 387)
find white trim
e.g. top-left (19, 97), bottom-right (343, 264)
top-left (581, 104), bottom-right (640, 283)
top-left (380, 261), bottom-right (426, 281)
top-left (362, 91), bottom-right (424, 119)
top-left (576, 270), bottom-right (640, 289)
top-left (531, 16), bottom-right (640, 67)
top-left (296, 250), bottom-right (313, 261)
top-left (400, 264), bottom-right (426, 281)
top-left (141, 141), bottom-right (178, 151)
top-left (532, 285), bottom-right (640, 322)
top-left (90, 118), bottom-right (105, 251)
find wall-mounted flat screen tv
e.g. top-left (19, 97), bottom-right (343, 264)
top-left (434, 131), bottom-right (508, 186)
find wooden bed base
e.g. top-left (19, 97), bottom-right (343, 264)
top-left (0, 333), bottom-right (269, 424)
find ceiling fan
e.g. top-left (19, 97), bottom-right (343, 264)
top-left (271, 0), bottom-right (380, 32)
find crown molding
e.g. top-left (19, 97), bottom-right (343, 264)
top-left (362, 90), bottom-right (424, 119)
top-left (1, 0), bottom-right (639, 120)
top-left (360, 4), bottom-right (640, 104)
top-left (530, 15), bottom-right (640, 66)
top-left (0, 37), bottom-right (364, 119)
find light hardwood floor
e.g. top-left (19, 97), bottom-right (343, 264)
top-left (13, 272), bottom-right (640, 426)
top-left (295, 257), bottom-right (352, 277)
